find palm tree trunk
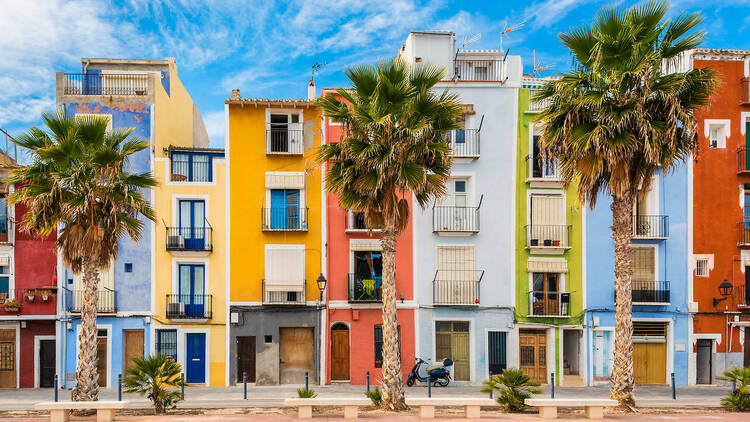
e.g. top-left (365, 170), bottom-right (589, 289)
top-left (379, 224), bottom-right (407, 411)
top-left (610, 194), bottom-right (635, 408)
top-left (72, 257), bottom-right (100, 402)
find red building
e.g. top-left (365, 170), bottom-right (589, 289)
top-left (691, 49), bottom-right (750, 385)
top-left (322, 89), bottom-right (415, 385)
top-left (0, 151), bottom-right (58, 388)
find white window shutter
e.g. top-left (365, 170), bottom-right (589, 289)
top-left (265, 246), bottom-right (305, 291)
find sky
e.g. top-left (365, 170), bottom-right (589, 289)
top-left (1, 0), bottom-right (750, 151)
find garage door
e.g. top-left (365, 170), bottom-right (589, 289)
top-left (633, 322), bottom-right (667, 385)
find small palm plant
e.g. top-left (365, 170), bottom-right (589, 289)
top-left (481, 368), bottom-right (541, 412)
top-left (122, 355), bottom-right (184, 414)
top-left (718, 367), bottom-right (750, 411)
top-left (297, 388), bottom-right (317, 398)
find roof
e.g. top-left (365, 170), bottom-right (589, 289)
top-left (225, 98), bottom-right (317, 108)
top-left (0, 150), bottom-right (19, 169)
top-left (81, 58), bottom-right (173, 66)
top-left (692, 49), bottom-right (750, 60)
top-left (410, 30), bottom-right (454, 36)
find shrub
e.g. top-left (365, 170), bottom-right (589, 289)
top-left (480, 368), bottom-right (541, 412)
top-left (717, 367), bottom-right (750, 412)
top-left (297, 388), bottom-right (317, 398)
top-left (365, 387), bottom-right (382, 406)
top-left (122, 354), bottom-right (184, 414)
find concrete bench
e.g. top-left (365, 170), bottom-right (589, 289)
top-left (35, 401), bottom-right (130, 422)
top-left (525, 398), bottom-right (618, 419)
top-left (284, 398), bottom-right (372, 419)
top-left (405, 398), bottom-right (497, 419)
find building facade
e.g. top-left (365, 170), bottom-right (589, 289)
top-left (515, 79), bottom-right (586, 386)
top-left (398, 31), bottom-right (521, 384)
top-left (226, 91), bottom-right (324, 385)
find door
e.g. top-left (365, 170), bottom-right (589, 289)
top-left (435, 321), bottom-right (470, 381)
top-left (236, 336), bottom-right (256, 383)
top-left (279, 328), bottom-right (314, 384)
top-left (592, 330), bottom-right (612, 381)
top-left (0, 329), bottom-right (15, 388)
top-left (179, 264), bottom-right (205, 318)
top-left (39, 339), bottom-right (56, 388)
top-left (179, 200), bottom-right (205, 250)
top-left (96, 332), bottom-right (107, 387)
top-left (270, 189), bottom-right (300, 230)
top-left (487, 331), bottom-right (507, 375)
top-left (745, 121), bottom-right (750, 170)
top-left (745, 327), bottom-right (750, 367)
top-left (353, 251), bottom-right (382, 301)
top-left (186, 333), bottom-right (206, 384)
top-left (633, 342), bottom-right (666, 384)
top-left (519, 330), bottom-right (547, 384)
top-left (532, 273), bottom-right (560, 316)
top-left (331, 324), bottom-right (350, 381)
top-left (696, 339), bottom-right (712, 384)
top-left (123, 330), bottom-right (144, 373)
top-left (0, 197), bottom-right (7, 243)
top-left (269, 113), bottom-right (302, 152)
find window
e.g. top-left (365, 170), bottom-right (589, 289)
top-left (436, 246), bottom-right (476, 283)
top-left (0, 196), bottom-right (8, 242)
top-left (529, 194), bottom-right (565, 246)
top-left (264, 245), bottom-right (305, 303)
top-left (531, 272), bottom-right (566, 315)
top-left (268, 113), bottom-right (303, 154)
top-left (696, 259), bottom-right (709, 277)
top-left (632, 247), bottom-right (656, 281)
top-left (124, 263), bottom-right (133, 273)
top-left (156, 329), bottom-right (177, 360)
top-left (270, 189), bottom-right (300, 230)
top-left (709, 127), bottom-right (719, 148)
top-left (374, 324), bottom-right (400, 368)
top-left (177, 200), bottom-right (206, 250)
top-left (171, 153), bottom-right (212, 182)
top-left (704, 120), bottom-right (730, 149)
top-left (487, 331), bottom-right (507, 375)
top-left (0, 263), bottom-right (8, 297)
top-left (531, 128), bottom-right (557, 178)
top-left (0, 341), bottom-right (14, 371)
top-left (178, 264), bottom-right (206, 318)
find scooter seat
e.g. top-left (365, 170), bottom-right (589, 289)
top-left (426, 364), bottom-right (443, 372)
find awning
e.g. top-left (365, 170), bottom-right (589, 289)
top-left (350, 239), bottom-right (382, 251)
top-left (527, 258), bottom-right (568, 273)
top-left (265, 172), bottom-right (305, 189)
top-left (460, 104), bottom-right (475, 115)
top-left (0, 255), bottom-right (9, 266)
top-left (263, 280), bottom-right (304, 292)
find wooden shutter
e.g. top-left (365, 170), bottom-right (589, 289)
top-left (436, 246), bottom-right (475, 281)
top-left (73, 263), bottom-right (114, 290)
top-left (264, 246), bottom-right (304, 291)
top-left (632, 247), bottom-right (655, 281)
top-left (531, 195), bottom-right (564, 226)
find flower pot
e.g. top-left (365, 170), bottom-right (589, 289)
top-left (530, 239), bottom-right (539, 246)
top-left (4, 306), bottom-right (19, 313)
top-left (41, 295), bottom-right (50, 302)
top-left (26, 295), bottom-right (35, 302)
top-left (543, 239), bottom-right (553, 247)
top-left (552, 240), bottom-right (561, 247)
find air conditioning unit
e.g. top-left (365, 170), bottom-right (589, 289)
top-left (167, 302), bottom-right (185, 317)
top-left (167, 235), bottom-right (184, 249)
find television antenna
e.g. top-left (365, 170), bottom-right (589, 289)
top-left (311, 61), bottom-right (327, 84)
top-left (532, 50), bottom-right (554, 78)
top-left (500, 20), bottom-right (525, 52)
top-left (461, 33), bottom-right (482, 50)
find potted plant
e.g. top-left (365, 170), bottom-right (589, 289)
top-left (4, 299), bottom-right (20, 312)
top-left (543, 239), bottom-right (552, 247)
top-left (26, 291), bottom-right (35, 302)
top-left (552, 240), bottom-right (561, 247)
top-left (34, 287), bottom-right (54, 301)
top-left (530, 239), bottom-right (539, 246)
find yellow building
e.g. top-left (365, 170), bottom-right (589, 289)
top-left (225, 89), bottom-right (324, 385)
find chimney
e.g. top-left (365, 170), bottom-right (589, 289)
top-left (308, 79), bottom-right (316, 100)
top-left (231, 89), bottom-right (241, 100)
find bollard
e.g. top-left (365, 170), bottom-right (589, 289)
top-left (366, 371), bottom-right (370, 393)
top-left (243, 372), bottom-right (247, 400)
top-left (181, 373), bottom-right (185, 399)
top-left (551, 372), bottom-right (555, 398)
top-left (305, 371), bottom-right (309, 391)
top-left (732, 380), bottom-right (736, 393)
top-left (488, 371), bottom-right (493, 399)
top-left (53, 374), bottom-right (58, 402)
top-left (118, 374), bottom-right (122, 401)
top-left (671, 373), bottom-right (676, 400)
top-left (427, 375), bottom-right (432, 398)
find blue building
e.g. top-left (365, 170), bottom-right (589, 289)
top-left (585, 166), bottom-right (691, 386)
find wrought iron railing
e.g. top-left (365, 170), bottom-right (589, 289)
top-left (525, 225), bottom-right (571, 248)
top-left (527, 154), bottom-right (560, 179)
top-left (62, 73), bottom-right (149, 96)
top-left (432, 200), bottom-right (481, 233)
top-left (432, 270), bottom-right (484, 305)
top-left (740, 222), bottom-right (750, 245)
top-left (0, 288), bottom-right (57, 308)
top-left (348, 273), bottom-right (382, 302)
top-left (529, 291), bottom-right (570, 316)
top-left (453, 59), bottom-right (502, 81)
top-left (64, 287), bottom-right (116, 313)
top-left (527, 89), bottom-right (550, 112)
top-left (165, 226), bottom-right (213, 252)
top-left (262, 280), bottom-right (306, 305)
top-left (166, 294), bottom-right (212, 319)
top-left (261, 207), bottom-right (308, 231)
top-left (738, 283), bottom-right (749, 307)
top-left (170, 159), bottom-right (212, 182)
top-left (632, 215), bottom-right (669, 238)
top-left (632, 281), bottom-right (670, 304)
top-left (266, 129), bottom-right (304, 154)
top-left (445, 129), bottom-right (480, 157)
top-left (738, 148), bottom-right (750, 173)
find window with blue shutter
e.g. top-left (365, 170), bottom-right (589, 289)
top-left (270, 189), bottom-right (300, 229)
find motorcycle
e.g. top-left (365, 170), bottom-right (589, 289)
top-left (406, 357), bottom-right (453, 387)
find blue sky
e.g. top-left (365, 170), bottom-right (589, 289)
top-left (1, 0), bottom-right (749, 150)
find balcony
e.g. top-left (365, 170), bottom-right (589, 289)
top-left (738, 283), bottom-right (750, 308)
top-left (61, 73), bottom-right (149, 96)
top-left (262, 207), bottom-right (308, 231)
top-left (739, 222), bottom-right (750, 247)
top-left (529, 291), bottom-right (571, 317)
top-left (345, 211), bottom-right (381, 232)
top-left (632, 215), bottom-right (669, 239)
top-left (527, 155), bottom-right (561, 183)
top-left (527, 89), bottom-right (550, 113)
top-left (432, 270), bottom-right (484, 305)
top-left (525, 225), bottom-right (571, 250)
top-left (738, 148), bottom-right (750, 174)
top-left (348, 273), bottom-right (382, 303)
top-left (64, 287), bottom-right (116, 313)
top-left (445, 129), bottom-right (480, 158)
top-left (165, 226), bottom-right (213, 252)
top-left (0, 288), bottom-right (57, 312)
top-left (632, 281), bottom-right (670, 305)
top-left (453, 59), bottom-right (502, 81)
top-left (170, 158), bottom-right (212, 182)
top-left (266, 129), bottom-right (304, 155)
top-left (166, 294), bottom-right (212, 319)
top-left (262, 280), bottom-right (306, 305)
top-left (433, 197), bottom-right (482, 234)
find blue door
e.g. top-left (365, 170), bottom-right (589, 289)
top-left (185, 333), bottom-right (206, 383)
top-left (179, 200), bottom-right (205, 250)
top-left (270, 189), bottom-right (300, 229)
top-left (179, 264), bottom-right (205, 318)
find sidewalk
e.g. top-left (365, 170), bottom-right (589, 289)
top-left (0, 385), bottom-right (731, 411)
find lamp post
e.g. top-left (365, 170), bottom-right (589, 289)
top-left (713, 279), bottom-right (733, 307)
top-left (316, 273), bottom-right (327, 302)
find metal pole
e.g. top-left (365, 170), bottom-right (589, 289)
top-left (488, 371), bottom-right (493, 399)
top-left (53, 375), bottom-right (58, 402)
top-left (427, 375), bottom-right (432, 398)
top-left (118, 374), bottom-right (122, 401)
top-left (243, 372), bottom-right (247, 399)
top-left (732, 380), bottom-right (737, 393)
top-left (181, 373), bottom-right (185, 399)
top-left (366, 371), bottom-right (370, 393)
top-left (551, 373), bottom-right (555, 398)
top-left (305, 371), bottom-right (309, 391)
top-left (671, 372), bottom-right (676, 400)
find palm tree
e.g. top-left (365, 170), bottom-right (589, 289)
top-left (316, 59), bottom-right (462, 410)
top-left (533, 0), bottom-right (715, 407)
top-left (123, 354), bottom-right (185, 414)
top-left (9, 110), bottom-right (156, 401)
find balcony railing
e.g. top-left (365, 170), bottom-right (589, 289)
top-left (266, 129), bottom-right (304, 155)
top-left (170, 159), bottom-right (212, 182)
top-left (529, 291), bottom-right (571, 316)
top-left (527, 89), bottom-right (550, 112)
top-left (631, 215), bottom-right (668, 239)
top-left (525, 225), bottom-right (571, 248)
top-left (453, 59), bottom-right (502, 81)
top-left (262, 280), bottom-right (306, 305)
top-left (166, 294), bottom-right (212, 319)
top-left (0, 215), bottom-right (12, 244)
top-left (261, 207), bottom-right (308, 231)
top-left (527, 154), bottom-right (560, 180)
top-left (433, 198), bottom-right (482, 233)
top-left (0, 288), bottom-right (57, 307)
top-left (64, 287), bottom-right (116, 313)
top-left (445, 129), bottom-right (480, 157)
top-left (165, 226), bottom-right (213, 252)
top-left (62, 73), bottom-right (149, 96)
top-left (345, 211), bottom-right (380, 232)
top-left (738, 283), bottom-right (749, 307)
top-left (738, 148), bottom-right (750, 174)
top-left (348, 273), bottom-right (382, 302)
top-left (739, 222), bottom-right (750, 246)
top-left (432, 270), bottom-right (484, 305)
top-left (632, 281), bottom-right (670, 304)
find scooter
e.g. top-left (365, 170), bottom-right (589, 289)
top-left (406, 357), bottom-right (453, 387)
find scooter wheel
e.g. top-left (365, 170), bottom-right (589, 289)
top-left (406, 377), bottom-right (415, 387)
top-left (436, 377), bottom-right (450, 387)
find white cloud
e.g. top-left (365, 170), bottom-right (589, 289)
top-left (201, 110), bottom-right (225, 148)
top-left (521, 0), bottom-right (595, 30)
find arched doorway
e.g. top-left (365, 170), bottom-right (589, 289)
top-left (331, 323), bottom-right (350, 381)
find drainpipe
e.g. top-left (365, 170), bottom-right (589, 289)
top-left (725, 306), bottom-right (729, 374)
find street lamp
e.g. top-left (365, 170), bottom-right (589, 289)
top-left (316, 273), bottom-right (327, 301)
top-left (713, 279), bottom-right (733, 307)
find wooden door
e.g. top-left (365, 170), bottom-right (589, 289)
top-left (123, 330), bottom-right (144, 373)
top-left (0, 329), bottom-right (15, 388)
top-left (236, 336), bottom-right (256, 383)
top-left (451, 332), bottom-right (470, 381)
top-left (279, 328), bottom-right (314, 384)
top-left (519, 330), bottom-right (547, 384)
top-left (39, 340), bottom-right (56, 388)
top-left (96, 337), bottom-right (107, 387)
top-left (633, 342), bottom-right (666, 384)
top-left (435, 321), bottom-right (471, 381)
top-left (331, 324), bottom-right (350, 381)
